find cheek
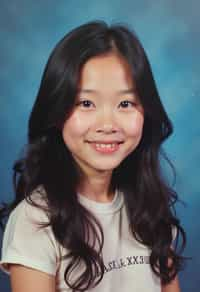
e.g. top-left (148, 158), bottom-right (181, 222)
top-left (124, 113), bottom-right (144, 138)
top-left (62, 112), bottom-right (91, 141)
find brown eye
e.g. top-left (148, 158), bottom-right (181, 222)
top-left (119, 100), bottom-right (135, 108)
top-left (77, 100), bottom-right (94, 108)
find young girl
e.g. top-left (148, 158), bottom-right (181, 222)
top-left (0, 20), bottom-right (186, 292)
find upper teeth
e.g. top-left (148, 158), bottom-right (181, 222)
top-left (95, 143), bottom-right (117, 148)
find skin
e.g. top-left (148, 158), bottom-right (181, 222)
top-left (10, 52), bottom-right (180, 291)
top-left (162, 277), bottom-right (181, 292)
top-left (62, 52), bottom-right (144, 202)
top-left (161, 256), bottom-right (181, 292)
top-left (10, 265), bottom-right (55, 292)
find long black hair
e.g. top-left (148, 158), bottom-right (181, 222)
top-left (0, 20), bottom-right (186, 291)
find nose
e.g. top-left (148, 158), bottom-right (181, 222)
top-left (96, 124), bottom-right (116, 133)
top-left (95, 108), bottom-right (118, 134)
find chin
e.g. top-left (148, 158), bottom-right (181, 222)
top-left (90, 160), bottom-right (122, 172)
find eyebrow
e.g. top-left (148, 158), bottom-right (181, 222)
top-left (77, 88), bottom-right (137, 95)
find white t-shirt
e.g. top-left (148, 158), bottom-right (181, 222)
top-left (0, 187), bottom-right (161, 291)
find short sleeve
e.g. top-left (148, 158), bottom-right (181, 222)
top-left (0, 193), bottom-right (60, 276)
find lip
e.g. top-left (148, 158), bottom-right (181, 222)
top-left (87, 140), bottom-right (124, 144)
top-left (87, 141), bottom-right (123, 154)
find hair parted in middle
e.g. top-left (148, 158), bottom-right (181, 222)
top-left (1, 20), bottom-right (186, 291)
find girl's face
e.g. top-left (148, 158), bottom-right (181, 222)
top-left (62, 52), bottom-right (144, 177)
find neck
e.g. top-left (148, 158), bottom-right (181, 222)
top-left (77, 170), bottom-right (115, 203)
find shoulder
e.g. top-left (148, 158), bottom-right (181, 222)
top-left (1, 185), bottom-right (61, 276)
top-left (11, 185), bottom-right (49, 225)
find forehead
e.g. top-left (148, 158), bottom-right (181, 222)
top-left (78, 52), bottom-right (134, 91)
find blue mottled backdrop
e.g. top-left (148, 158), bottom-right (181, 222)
top-left (0, 0), bottom-right (199, 291)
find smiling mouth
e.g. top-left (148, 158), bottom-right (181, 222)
top-left (86, 141), bottom-right (124, 153)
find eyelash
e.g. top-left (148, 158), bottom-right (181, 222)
top-left (76, 100), bottom-right (137, 108)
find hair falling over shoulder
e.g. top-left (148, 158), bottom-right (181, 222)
top-left (0, 20), bottom-right (187, 291)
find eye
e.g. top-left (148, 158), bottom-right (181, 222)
top-left (119, 100), bottom-right (136, 108)
top-left (76, 100), bottom-right (94, 108)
